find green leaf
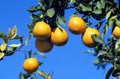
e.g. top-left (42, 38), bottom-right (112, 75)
top-left (115, 39), bottom-right (120, 50)
top-left (25, 35), bottom-right (31, 45)
top-left (56, 16), bottom-right (66, 26)
top-left (19, 73), bottom-right (24, 79)
top-left (108, 20), bottom-right (114, 27)
top-left (47, 8), bottom-right (55, 18)
top-left (27, 23), bottom-right (34, 37)
top-left (38, 1), bottom-right (45, 10)
top-left (101, 0), bottom-right (105, 9)
top-left (31, 14), bottom-right (40, 23)
top-left (94, 59), bottom-right (100, 65)
top-left (38, 61), bottom-right (43, 66)
top-left (106, 11), bottom-right (112, 20)
top-left (116, 20), bottom-right (120, 27)
top-left (96, 1), bottom-right (102, 9)
top-left (8, 26), bottom-right (17, 39)
top-left (79, 3), bottom-right (92, 12)
top-left (102, 24), bottom-right (108, 39)
top-left (1, 33), bottom-right (8, 43)
top-left (28, 6), bottom-right (38, 13)
top-left (37, 70), bottom-right (46, 78)
top-left (92, 34), bottom-right (104, 44)
top-left (0, 52), bottom-right (5, 59)
top-left (31, 77), bottom-right (37, 79)
top-left (93, 9), bottom-right (102, 14)
top-left (0, 32), bottom-right (3, 38)
top-left (0, 43), bottom-right (7, 51)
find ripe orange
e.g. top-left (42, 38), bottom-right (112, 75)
top-left (112, 26), bottom-right (120, 37)
top-left (82, 27), bottom-right (100, 48)
top-left (35, 38), bottom-right (53, 53)
top-left (68, 16), bottom-right (86, 34)
top-left (51, 27), bottom-right (68, 46)
top-left (33, 21), bottom-right (51, 40)
top-left (23, 58), bottom-right (39, 74)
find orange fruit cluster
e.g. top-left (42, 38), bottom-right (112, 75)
top-left (68, 16), bottom-right (100, 48)
top-left (32, 16), bottom-right (102, 53)
top-left (33, 21), bottom-right (68, 53)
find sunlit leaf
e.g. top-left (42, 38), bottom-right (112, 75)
top-left (47, 74), bottom-right (51, 79)
top-left (5, 47), bottom-right (17, 56)
top-left (106, 11), bottom-right (112, 20)
top-left (8, 44), bottom-right (21, 47)
top-left (47, 8), bottom-right (55, 18)
top-left (69, 0), bottom-right (76, 4)
top-left (109, 16), bottom-right (117, 21)
top-left (94, 59), bottom-right (100, 65)
top-left (8, 26), bottom-right (17, 39)
top-left (0, 52), bottom-right (5, 59)
top-left (37, 70), bottom-right (46, 78)
top-left (0, 43), bottom-right (7, 51)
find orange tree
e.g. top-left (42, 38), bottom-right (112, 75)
top-left (0, 0), bottom-right (120, 79)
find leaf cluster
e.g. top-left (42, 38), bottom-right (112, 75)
top-left (0, 26), bottom-right (23, 60)
top-left (28, 0), bottom-right (69, 29)
top-left (19, 70), bottom-right (52, 79)
top-left (92, 35), bottom-right (120, 78)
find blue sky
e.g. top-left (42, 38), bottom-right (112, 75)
top-left (0, 0), bottom-right (112, 79)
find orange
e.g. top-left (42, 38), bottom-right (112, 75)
top-left (51, 27), bottom-right (68, 46)
top-left (112, 26), bottom-right (120, 37)
top-left (82, 27), bottom-right (100, 48)
top-left (68, 16), bottom-right (86, 34)
top-left (23, 58), bottom-right (39, 74)
top-left (33, 21), bottom-right (51, 40)
top-left (35, 38), bottom-right (53, 53)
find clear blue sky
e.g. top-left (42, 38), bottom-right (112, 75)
top-left (0, 0), bottom-right (112, 79)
